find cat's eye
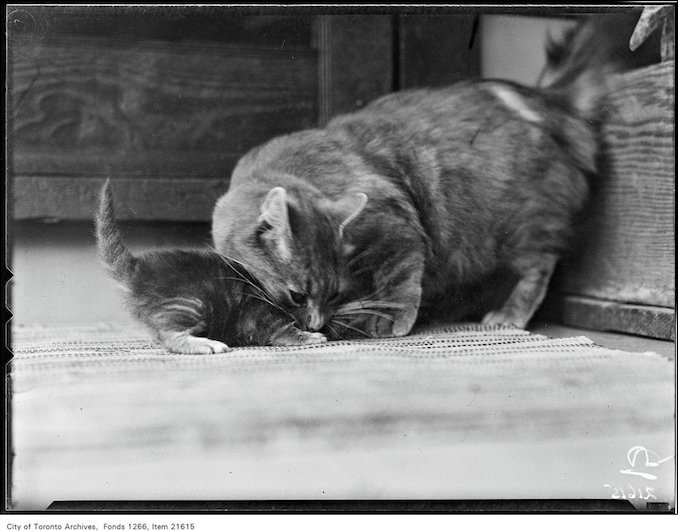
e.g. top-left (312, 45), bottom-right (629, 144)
top-left (289, 290), bottom-right (306, 306)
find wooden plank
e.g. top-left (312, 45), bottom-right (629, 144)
top-left (10, 150), bottom-right (241, 180)
top-left (555, 60), bottom-right (675, 309)
top-left (7, 37), bottom-right (318, 178)
top-left (398, 14), bottom-right (481, 89)
top-left (539, 294), bottom-right (676, 341)
top-left (12, 176), bottom-right (230, 222)
top-left (316, 15), bottom-right (393, 125)
top-left (6, 6), bottom-right (315, 46)
top-left (529, 321), bottom-right (676, 359)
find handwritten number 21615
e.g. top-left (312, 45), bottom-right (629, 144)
top-left (603, 484), bottom-right (656, 501)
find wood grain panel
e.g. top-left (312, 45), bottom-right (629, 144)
top-left (398, 14), bottom-right (481, 89)
top-left (316, 15), bottom-right (393, 124)
top-left (539, 295), bottom-right (675, 341)
top-left (13, 176), bottom-right (230, 222)
top-left (556, 60), bottom-right (675, 309)
top-left (6, 6), bottom-right (315, 46)
top-left (8, 37), bottom-right (318, 178)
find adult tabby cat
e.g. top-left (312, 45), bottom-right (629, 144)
top-left (96, 180), bottom-right (327, 353)
top-left (212, 12), bottom-right (652, 339)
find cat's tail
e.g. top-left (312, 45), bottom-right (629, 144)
top-left (540, 11), bottom-right (660, 121)
top-left (95, 179), bottom-right (138, 285)
top-left (551, 67), bottom-right (622, 125)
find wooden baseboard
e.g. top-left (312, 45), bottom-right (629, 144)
top-left (538, 294), bottom-right (675, 341)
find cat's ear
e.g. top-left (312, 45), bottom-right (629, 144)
top-left (257, 187), bottom-right (293, 262)
top-left (334, 193), bottom-right (368, 240)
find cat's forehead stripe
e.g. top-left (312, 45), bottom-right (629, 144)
top-left (488, 85), bottom-right (543, 124)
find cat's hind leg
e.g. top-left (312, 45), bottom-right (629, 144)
top-left (482, 253), bottom-right (558, 328)
top-left (157, 330), bottom-right (229, 354)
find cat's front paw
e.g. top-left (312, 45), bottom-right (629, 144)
top-left (299, 331), bottom-right (328, 345)
top-left (161, 332), bottom-right (229, 354)
top-left (391, 306), bottom-right (418, 337)
top-left (364, 305), bottom-right (417, 338)
top-left (270, 327), bottom-right (328, 346)
top-left (366, 315), bottom-right (394, 338)
top-left (481, 310), bottom-right (526, 329)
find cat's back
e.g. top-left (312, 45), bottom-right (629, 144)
top-left (333, 79), bottom-right (592, 145)
top-left (218, 78), bottom-right (597, 259)
top-left (326, 79), bottom-right (598, 279)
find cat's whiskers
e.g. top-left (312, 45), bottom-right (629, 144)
top-left (324, 322), bottom-right (343, 340)
top-left (346, 247), bottom-right (373, 268)
top-left (329, 292), bottom-right (404, 338)
top-left (218, 274), bottom-right (275, 301)
top-left (359, 281), bottom-right (391, 303)
top-left (329, 317), bottom-right (371, 338)
top-left (351, 264), bottom-right (376, 276)
top-left (210, 252), bottom-right (289, 314)
top-left (209, 249), bottom-right (303, 324)
top-left (335, 308), bottom-right (395, 322)
top-left (244, 293), bottom-right (294, 319)
top-left (338, 300), bottom-right (407, 313)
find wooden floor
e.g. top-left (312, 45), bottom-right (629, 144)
top-left (8, 322), bottom-right (675, 512)
top-left (529, 321), bottom-right (675, 360)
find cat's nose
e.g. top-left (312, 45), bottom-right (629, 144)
top-left (306, 309), bottom-right (325, 332)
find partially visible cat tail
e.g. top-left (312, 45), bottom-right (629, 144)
top-left (541, 11), bottom-right (660, 121)
top-left (557, 68), bottom-right (614, 125)
top-left (95, 179), bottom-right (138, 285)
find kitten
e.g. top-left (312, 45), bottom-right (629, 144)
top-left (95, 180), bottom-right (327, 354)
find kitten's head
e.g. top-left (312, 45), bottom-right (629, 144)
top-left (213, 184), bottom-right (367, 332)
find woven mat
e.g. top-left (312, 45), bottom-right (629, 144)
top-left (8, 323), bottom-right (676, 508)
top-left (10, 322), bottom-right (674, 438)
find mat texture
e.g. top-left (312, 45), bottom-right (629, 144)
top-left (8, 322), bottom-right (676, 510)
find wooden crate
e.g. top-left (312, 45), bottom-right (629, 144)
top-left (545, 60), bottom-right (675, 340)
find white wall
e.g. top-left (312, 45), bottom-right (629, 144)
top-left (480, 14), bottom-right (576, 85)
top-left (9, 15), bottom-right (578, 326)
top-left (9, 222), bottom-right (212, 326)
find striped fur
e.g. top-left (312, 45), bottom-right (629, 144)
top-left (95, 179), bottom-right (137, 285)
top-left (94, 181), bottom-right (328, 354)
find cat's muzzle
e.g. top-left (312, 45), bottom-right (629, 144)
top-left (305, 306), bottom-right (326, 332)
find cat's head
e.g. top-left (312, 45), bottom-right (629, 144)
top-left (213, 184), bottom-right (367, 333)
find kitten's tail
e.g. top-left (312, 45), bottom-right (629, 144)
top-left (95, 179), bottom-right (138, 285)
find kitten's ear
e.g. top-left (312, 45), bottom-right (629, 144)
top-left (334, 193), bottom-right (368, 240)
top-left (257, 187), bottom-right (292, 262)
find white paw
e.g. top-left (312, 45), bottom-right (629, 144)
top-left (193, 337), bottom-right (229, 354)
top-left (301, 331), bottom-right (328, 344)
top-left (164, 334), bottom-right (229, 355)
top-left (481, 310), bottom-right (525, 328)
